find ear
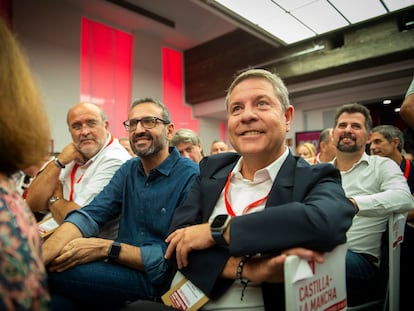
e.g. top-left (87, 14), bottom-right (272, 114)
top-left (367, 132), bottom-right (372, 145)
top-left (285, 105), bottom-right (294, 132)
top-left (392, 137), bottom-right (400, 149)
top-left (166, 123), bottom-right (175, 139)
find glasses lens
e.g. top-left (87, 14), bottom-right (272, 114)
top-left (142, 117), bottom-right (156, 129)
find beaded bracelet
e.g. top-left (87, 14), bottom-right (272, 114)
top-left (236, 255), bottom-right (251, 301)
top-left (53, 157), bottom-right (65, 169)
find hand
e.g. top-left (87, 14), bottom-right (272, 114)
top-left (165, 223), bottom-right (214, 269)
top-left (48, 237), bottom-right (110, 272)
top-left (59, 143), bottom-right (85, 165)
top-left (244, 248), bottom-right (325, 283)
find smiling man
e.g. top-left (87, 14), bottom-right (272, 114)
top-left (42, 98), bottom-right (199, 310)
top-left (26, 102), bottom-right (131, 238)
top-left (331, 103), bottom-right (414, 305)
top-left (123, 69), bottom-right (355, 311)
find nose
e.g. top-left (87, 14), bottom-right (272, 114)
top-left (240, 105), bottom-right (258, 122)
top-left (133, 121), bottom-right (146, 133)
top-left (80, 124), bottom-right (91, 135)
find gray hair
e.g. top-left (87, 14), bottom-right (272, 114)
top-left (371, 125), bottom-right (404, 152)
top-left (170, 128), bottom-right (201, 146)
top-left (225, 68), bottom-right (290, 111)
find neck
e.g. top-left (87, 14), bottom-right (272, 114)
top-left (240, 148), bottom-right (284, 180)
top-left (334, 150), bottom-right (364, 171)
top-left (392, 153), bottom-right (403, 165)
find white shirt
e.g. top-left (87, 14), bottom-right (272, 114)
top-left (203, 147), bottom-right (289, 311)
top-left (60, 134), bottom-right (131, 239)
top-left (335, 153), bottom-right (414, 262)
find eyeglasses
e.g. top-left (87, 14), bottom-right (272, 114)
top-left (123, 116), bottom-right (169, 132)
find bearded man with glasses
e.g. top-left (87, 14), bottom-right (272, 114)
top-left (42, 98), bottom-right (199, 310)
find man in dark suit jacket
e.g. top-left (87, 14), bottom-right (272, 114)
top-left (122, 69), bottom-right (355, 311)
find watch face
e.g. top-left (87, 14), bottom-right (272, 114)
top-left (212, 214), bottom-right (229, 228)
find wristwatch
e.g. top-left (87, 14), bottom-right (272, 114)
top-left (107, 241), bottom-right (121, 262)
top-left (48, 196), bottom-right (61, 208)
top-left (210, 214), bottom-right (231, 247)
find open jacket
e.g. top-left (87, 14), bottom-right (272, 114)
top-left (169, 151), bottom-right (355, 311)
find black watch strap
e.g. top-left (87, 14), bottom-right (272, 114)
top-left (212, 230), bottom-right (227, 246)
top-left (107, 241), bottom-right (121, 262)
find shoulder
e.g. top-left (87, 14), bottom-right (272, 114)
top-left (287, 153), bottom-right (341, 182)
top-left (199, 152), bottom-right (240, 176)
top-left (104, 140), bottom-right (132, 161)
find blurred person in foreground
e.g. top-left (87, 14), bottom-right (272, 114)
top-left (0, 18), bottom-right (51, 310)
top-left (122, 69), bottom-right (355, 311)
top-left (400, 77), bottom-right (414, 128)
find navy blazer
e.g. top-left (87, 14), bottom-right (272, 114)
top-left (169, 151), bottom-right (355, 311)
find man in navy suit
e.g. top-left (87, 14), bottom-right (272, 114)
top-left (123, 69), bottom-right (355, 311)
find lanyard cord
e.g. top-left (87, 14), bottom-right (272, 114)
top-left (68, 134), bottom-right (114, 201)
top-left (223, 172), bottom-right (269, 217)
top-left (404, 159), bottom-right (411, 181)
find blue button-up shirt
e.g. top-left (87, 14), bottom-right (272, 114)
top-left (65, 147), bottom-right (199, 286)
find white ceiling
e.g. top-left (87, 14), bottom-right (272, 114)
top-left (210, 0), bottom-right (414, 45)
top-left (66, 0), bottom-right (413, 50)
top-left (65, 0), bottom-right (237, 50)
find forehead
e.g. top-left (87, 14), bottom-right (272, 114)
top-left (370, 132), bottom-right (387, 141)
top-left (68, 104), bottom-right (101, 123)
top-left (129, 102), bottom-right (162, 118)
top-left (229, 78), bottom-right (275, 102)
top-left (337, 112), bottom-right (366, 124)
top-left (213, 142), bottom-right (226, 147)
top-left (176, 141), bottom-right (196, 150)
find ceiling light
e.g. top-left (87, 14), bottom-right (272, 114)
top-left (383, 99), bottom-right (392, 104)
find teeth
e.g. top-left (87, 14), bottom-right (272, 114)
top-left (243, 130), bottom-right (261, 135)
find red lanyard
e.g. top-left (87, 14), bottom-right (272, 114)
top-left (223, 172), bottom-right (269, 217)
top-left (404, 159), bottom-right (411, 181)
top-left (68, 135), bottom-right (114, 201)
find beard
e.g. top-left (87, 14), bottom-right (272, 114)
top-left (131, 128), bottom-right (167, 157)
top-left (336, 135), bottom-right (363, 153)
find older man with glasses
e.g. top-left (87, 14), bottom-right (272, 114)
top-left (42, 98), bottom-right (199, 310)
top-left (26, 102), bottom-right (131, 239)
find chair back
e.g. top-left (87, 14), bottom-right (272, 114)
top-left (387, 212), bottom-right (406, 311)
top-left (284, 243), bottom-right (347, 311)
top-left (347, 212), bottom-right (406, 311)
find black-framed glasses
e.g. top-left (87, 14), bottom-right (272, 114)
top-left (123, 116), bottom-right (169, 132)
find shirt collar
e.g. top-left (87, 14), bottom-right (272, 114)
top-left (232, 146), bottom-right (289, 183)
top-left (147, 147), bottom-right (183, 177)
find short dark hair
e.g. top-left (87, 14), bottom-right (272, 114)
top-left (334, 103), bottom-right (373, 131)
top-left (130, 98), bottom-right (171, 123)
